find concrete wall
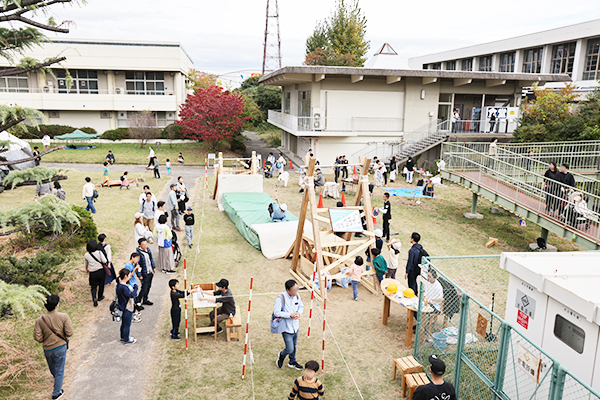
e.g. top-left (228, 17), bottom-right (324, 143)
top-left (41, 110), bottom-right (115, 132)
top-left (403, 77), bottom-right (439, 132)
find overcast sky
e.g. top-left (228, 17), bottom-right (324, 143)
top-left (47, 0), bottom-right (600, 79)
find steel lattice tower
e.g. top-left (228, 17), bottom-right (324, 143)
top-left (262, 0), bottom-right (281, 75)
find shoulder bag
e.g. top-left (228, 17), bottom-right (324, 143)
top-left (41, 316), bottom-right (69, 349)
top-left (270, 294), bottom-right (287, 334)
top-left (89, 252), bottom-right (111, 276)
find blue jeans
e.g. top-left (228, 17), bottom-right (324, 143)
top-left (280, 330), bottom-right (298, 364)
top-left (44, 344), bottom-right (67, 396)
top-left (85, 196), bottom-right (96, 213)
top-left (352, 280), bottom-right (359, 299)
top-left (120, 309), bottom-right (133, 341)
top-left (377, 274), bottom-right (384, 283)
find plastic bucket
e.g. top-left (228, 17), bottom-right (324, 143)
top-left (432, 332), bottom-right (447, 350)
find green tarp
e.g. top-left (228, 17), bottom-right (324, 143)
top-left (223, 192), bottom-right (298, 250)
top-left (53, 129), bottom-right (101, 140)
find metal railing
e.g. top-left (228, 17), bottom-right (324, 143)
top-left (499, 141), bottom-right (600, 172)
top-left (450, 119), bottom-right (515, 134)
top-left (441, 142), bottom-right (600, 244)
top-left (0, 87), bottom-right (175, 95)
top-left (414, 256), bottom-right (600, 400)
top-left (267, 110), bottom-right (403, 133)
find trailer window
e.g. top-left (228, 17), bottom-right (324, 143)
top-left (554, 314), bottom-right (585, 354)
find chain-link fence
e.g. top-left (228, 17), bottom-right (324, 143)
top-left (414, 255), bottom-right (600, 400)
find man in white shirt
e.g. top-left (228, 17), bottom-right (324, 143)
top-left (138, 185), bottom-right (157, 205)
top-left (451, 109), bottom-right (460, 133)
top-left (82, 177), bottom-right (96, 214)
top-left (424, 270), bottom-right (444, 312)
top-left (147, 146), bottom-right (155, 168)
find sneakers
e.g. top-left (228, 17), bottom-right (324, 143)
top-left (93, 299), bottom-right (98, 307)
top-left (216, 327), bottom-right (223, 334)
top-left (52, 389), bottom-right (64, 399)
top-left (288, 361), bottom-right (303, 370)
top-left (188, 244), bottom-right (192, 249)
top-left (98, 296), bottom-right (106, 302)
top-left (135, 304), bottom-right (145, 311)
top-left (171, 335), bottom-right (182, 340)
top-left (142, 300), bottom-right (154, 306)
top-left (354, 297), bottom-right (359, 301)
top-left (133, 315), bottom-right (142, 323)
top-left (276, 353), bottom-right (284, 368)
top-left (124, 337), bottom-right (137, 345)
top-left (166, 270), bottom-right (177, 274)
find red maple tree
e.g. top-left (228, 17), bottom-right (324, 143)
top-left (176, 85), bottom-right (246, 151)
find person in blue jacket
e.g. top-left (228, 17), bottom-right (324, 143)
top-left (135, 238), bottom-right (156, 311)
top-left (116, 268), bottom-right (139, 344)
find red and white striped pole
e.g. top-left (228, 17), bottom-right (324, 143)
top-left (204, 156), bottom-right (209, 190)
top-left (307, 262), bottom-right (317, 338)
top-left (241, 276), bottom-right (253, 379)
top-left (184, 258), bottom-right (189, 350)
top-left (321, 284), bottom-right (327, 371)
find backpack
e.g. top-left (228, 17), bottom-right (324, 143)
top-left (536, 237), bottom-right (547, 250)
top-left (93, 189), bottom-right (99, 199)
top-left (109, 299), bottom-right (122, 321)
top-left (417, 245), bottom-right (429, 274)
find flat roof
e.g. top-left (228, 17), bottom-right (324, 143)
top-left (259, 65), bottom-right (571, 85)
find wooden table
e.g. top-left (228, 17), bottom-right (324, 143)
top-left (192, 289), bottom-right (218, 342)
top-left (380, 278), bottom-right (432, 347)
top-left (341, 178), bottom-right (358, 194)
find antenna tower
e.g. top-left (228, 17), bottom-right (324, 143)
top-left (262, 0), bottom-right (281, 75)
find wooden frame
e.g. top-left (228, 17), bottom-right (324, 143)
top-left (212, 151), bottom-right (259, 200)
top-left (285, 156), bottom-right (377, 301)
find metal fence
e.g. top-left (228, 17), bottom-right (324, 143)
top-left (414, 255), bottom-right (600, 400)
top-left (500, 141), bottom-right (600, 173)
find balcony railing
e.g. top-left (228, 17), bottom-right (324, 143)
top-left (267, 110), bottom-right (403, 133)
top-left (448, 119), bottom-right (515, 134)
top-left (0, 87), bottom-right (175, 95)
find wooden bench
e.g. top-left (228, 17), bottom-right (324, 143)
top-left (392, 356), bottom-right (423, 397)
top-left (405, 372), bottom-right (430, 399)
top-left (226, 305), bottom-right (242, 342)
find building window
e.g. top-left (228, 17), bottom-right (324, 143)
top-left (499, 52), bottom-right (515, 72)
top-left (583, 38), bottom-right (600, 80)
top-left (0, 72), bottom-right (28, 92)
top-left (554, 314), bottom-right (585, 354)
top-left (422, 64), bottom-right (429, 69)
top-left (461, 58), bottom-right (473, 71)
top-left (479, 55), bottom-right (493, 71)
top-left (57, 70), bottom-right (98, 94)
top-left (283, 92), bottom-right (291, 114)
top-left (446, 60), bottom-right (456, 70)
top-left (551, 42), bottom-right (576, 76)
top-left (431, 63), bottom-right (441, 70)
top-left (125, 71), bottom-right (165, 95)
top-left (522, 48), bottom-right (543, 73)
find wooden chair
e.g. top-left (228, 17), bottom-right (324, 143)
top-left (392, 356), bottom-right (423, 397)
top-left (226, 305), bottom-right (242, 342)
top-left (405, 372), bottom-right (430, 398)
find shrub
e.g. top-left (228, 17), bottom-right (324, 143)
top-left (161, 123), bottom-right (185, 140)
top-left (0, 282), bottom-right (49, 318)
top-left (10, 124), bottom-right (97, 139)
top-left (0, 252), bottom-right (67, 294)
top-left (229, 131), bottom-right (247, 153)
top-left (41, 205), bottom-right (97, 249)
top-left (101, 128), bottom-right (130, 141)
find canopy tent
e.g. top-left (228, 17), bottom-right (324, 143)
top-left (0, 130), bottom-right (35, 170)
top-left (53, 129), bottom-right (100, 141)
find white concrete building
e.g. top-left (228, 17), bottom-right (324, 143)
top-left (409, 19), bottom-right (600, 96)
top-left (0, 38), bottom-right (194, 133)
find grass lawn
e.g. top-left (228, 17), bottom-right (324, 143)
top-left (41, 142), bottom-right (241, 166)
top-left (147, 172), bottom-right (581, 400)
top-left (0, 168), bottom-right (168, 399)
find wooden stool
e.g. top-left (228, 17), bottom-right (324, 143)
top-left (405, 372), bottom-right (430, 399)
top-left (392, 356), bottom-right (423, 397)
top-left (226, 305), bottom-right (242, 342)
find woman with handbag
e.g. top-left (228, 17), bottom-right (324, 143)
top-left (153, 214), bottom-right (176, 274)
top-left (84, 239), bottom-right (108, 307)
top-left (176, 176), bottom-right (188, 213)
top-left (98, 233), bottom-right (116, 285)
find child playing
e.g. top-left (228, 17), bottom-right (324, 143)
top-left (153, 157), bottom-right (160, 179)
top-left (371, 248), bottom-right (387, 292)
top-left (387, 239), bottom-right (401, 279)
top-left (350, 256), bottom-right (364, 301)
top-left (120, 171), bottom-right (130, 190)
top-left (169, 279), bottom-right (197, 340)
top-left (183, 206), bottom-right (195, 249)
top-left (177, 152), bottom-right (184, 164)
top-left (103, 161), bottom-right (109, 187)
top-left (288, 360), bottom-right (325, 400)
top-left (166, 159), bottom-right (172, 175)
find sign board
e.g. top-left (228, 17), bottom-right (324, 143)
top-left (516, 289), bottom-right (536, 319)
top-left (517, 310), bottom-right (529, 329)
top-left (208, 153), bottom-right (216, 159)
top-left (328, 209), bottom-right (363, 233)
top-left (477, 313), bottom-right (489, 339)
top-left (516, 344), bottom-right (542, 383)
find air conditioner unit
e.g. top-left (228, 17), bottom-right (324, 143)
top-left (312, 108), bottom-right (324, 131)
top-left (43, 86), bottom-right (50, 93)
top-left (167, 112), bottom-right (174, 119)
top-left (117, 112), bottom-right (127, 120)
top-left (48, 111), bottom-right (60, 118)
top-left (100, 112), bottom-right (111, 119)
top-left (114, 87), bottom-right (124, 94)
top-left (46, 81), bottom-right (53, 87)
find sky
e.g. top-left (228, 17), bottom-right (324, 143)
top-left (42, 0), bottom-right (600, 81)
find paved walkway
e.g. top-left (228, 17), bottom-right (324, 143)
top-left (243, 131), bottom-right (304, 169)
top-left (55, 162), bottom-right (203, 400)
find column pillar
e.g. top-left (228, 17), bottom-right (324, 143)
top-left (464, 192), bottom-right (483, 219)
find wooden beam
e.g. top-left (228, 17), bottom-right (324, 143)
top-left (313, 215), bottom-right (331, 224)
top-left (320, 239), bottom-right (370, 248)
top-left (315, 73), bottom-right (325, 82)
top-left (454, 78), bottom-right (472, 87)
top-left (322, 251), bottom-right (342, 259)
top-left (322, 238), bottom-right (375, 273)
top-left (422, 77), bottom-right (437, 85)
top-left (351, 75), bottom-right (364, 84)
top-left (290, 158), bottom-right (317, 271)
top-left (386, 76), bottom-right (401, 84)
top-left (486, 79), bottom-right (506, 87)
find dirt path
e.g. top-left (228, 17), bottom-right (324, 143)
top-left (61, 164), bottom-right (203, 400)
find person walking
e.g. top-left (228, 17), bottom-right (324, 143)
top-left (558, 163), bottom-right (576, 218)
top-left (34, 294), bottom-right (73, 400)
top-left (82, 177), bottom-right (96, 214)
top-left (33, 146), bottom-right (41, 166)
top-left (135, 238), bottom-right (156, 309)
top-left (350, 256), bottom-right (364, 301)
top-left (166, 159), bottom-right (172, 174)
top-left (405, 232), bottom-right (425, 296)
top-left (42, 134), bottom-right (51, 151)
top-left (102, 162), bottom-right (110, 187)
top-left (544, 162), bottom-right (560, 214)
top-left (84, 240), bottom-right (107, 307)
top-left (52, 181), bottom-right (66, 201)
top-left (153, 157), bottom-right (161, 179)
top-left (381, 192), bottom-right (392, 242)
top-left (168, 183), bottom-right (182, 231)
top-left (274, 279), bottom-right (304, 371)
top-left (276, 153), bottom-right (286, 176)
top-left (147, 146), bottom-right (155, 167)
top-left (154, 214), bottom-right (176, 274)
top-left (389, 156), bottom-right (397, 183)
top-left (183, 206), bottom-right (195, 248)
top-left (405, 157), bottom-right (415, 184)
top-left (116, 268), bottom-right (139, 345)
top-left (98, 233), bottom-right (116, 285)
top-left (139, 192), bottom-right (156, 233)
top-left (387, 239), bottom-right (401, 279)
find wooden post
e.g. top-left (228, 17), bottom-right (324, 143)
top-left (290, 158), bottom-right (316, 272)
top-left (250, 151), bottom-right (258, 175)
top-left (356, 157), bottom-right (378, 292)
top-left (212, 152), bottom-right (224, 200)
top-left (307, 166), bottom-right (327, 301)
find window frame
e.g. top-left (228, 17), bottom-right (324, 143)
top-left (125, 71), bottom-right (165, 95)
top-left (551, 42), bottom-right (577, 76)
top-left (57, 69), bottom-right (99, 94)
top-left (479, 55), bottom-right (493, 72)
top-left (445, 60), bottom-right (456, 71)
top-left (461, 58), bottom-right (473, 71)
top-left (522, 48), bottom-right (544, 74)
top-left (499, 52), bottom-right (516, 72)
top-left (583, 38), bottom-right (600, 81)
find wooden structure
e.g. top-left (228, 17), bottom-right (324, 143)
top-left (191, 282), bottom-right (218, 341)
top-left (212, 151), bottom-right (259, 200)
top-left (226, 305), bottom-right (242, 342)
top-left (285, 156), bottom-right (377, 301)
top-left (392, 356), bottom-right (423, 396)
top-left (405, 372), bottom-right (431, 398)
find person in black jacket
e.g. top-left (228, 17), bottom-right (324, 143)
top-left (405, 157), bottom-right (415, 184)
top-left (381, 192), bottom-right (392, 242)
top-left (135, 238), bottom-right (156, 310)
top-left (168, 279), bottom-right (198, 340)
top-left (558, 163), bottom-right (576, 217)
top-left (405, 232), bottom-right (424, 295)
top-left (543, 162), bottom-right (560, 214)
top-left (389, 156), bottom-right (397, 182)
top-left (412, 355), bottom-right (456, 400)
top-left (116, 268), bottom-right (139, 344)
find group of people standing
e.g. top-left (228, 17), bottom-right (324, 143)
top-left (542, 162), bottom-right (587, 224)
top-left (333, 155), bottom-right (349, 183)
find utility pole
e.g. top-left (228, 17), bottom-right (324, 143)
top-left (262, 0), bottom-right (281, 75)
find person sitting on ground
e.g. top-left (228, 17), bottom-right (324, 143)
top-left (120, 171), bottom-right (130, 190)
top-left (423, 270), bottom-right (444, 313)
top-left (270, 199), bottom-right (289, 222)
top-left (177, 152), bottom-right (184, 164)
top-left (197, 279), bottom-right (236, 334)
top-left (314, 168), bottom-right (325, 187)
top-left (106, 150), bottom-right (115, 165)
top-left (52, 181), bottom-right (66, 201)
top-left (288, 360), bottom-right (325, 400)
top-left (423, 179), bottom-right (435, 197)
top-left (412, 355), bottom-right (456, 400)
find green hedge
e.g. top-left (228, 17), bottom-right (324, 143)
top-left (101, 128), bottom-right (130, 141)
top-left (11, 124), bottom-right (97, 139)
top-left (0, 252), bottom-right (67, 294)
top-left (160, 123), bottom-right (185, 140)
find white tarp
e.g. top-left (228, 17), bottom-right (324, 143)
top-left (0, 131), bottom-right (35, 170)
top-left (251, 220), bottom-right (313, 260)
top-left (217, 174), bottom-right (264, 211)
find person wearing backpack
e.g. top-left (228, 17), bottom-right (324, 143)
top-left (84, 240), bottom-right (108, 307)
top-left (273, 279), bottom-right (304, 371)
top-left (82, 177), bottom-right (96, 214)
top-left (405, 232), bottom-right (427, 296)
top-left (139, 192), bottom-right (156, 232)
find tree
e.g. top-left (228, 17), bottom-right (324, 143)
top-left (0, 1), bottom-right (84, 133)
top-left (128, 111), bottom-right (158, 148)
top-left (0, 281), bottom-right (49, 318)
top-left (176, 85), bottom-right (246, 152)
top-left (236, 75), bottom-right (281, 121)
top-left (304, 0), bottom-right (370, 67)
top-left (186, 69), bottom-right (218, 91)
